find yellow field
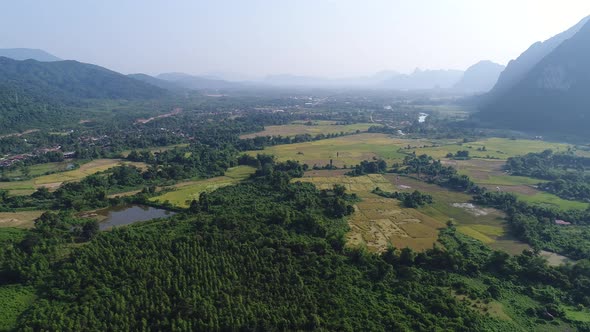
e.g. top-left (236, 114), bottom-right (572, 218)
top-left (296, 170), bottom-right (529, 253)
top-left (297, 170), bottom-right (445, 252)
top-left (299, 170), bottom-right (396, 196)
top-left (240, 121), bottom-right (375, 139)
top-left (150, 166), bottom-right (255, 208)
top-left (0, 159), bottom-right (147, 195)
top-left (0, 211), bottom-right (45, 228)
top-left (248, 133), bottom-right (443, 168)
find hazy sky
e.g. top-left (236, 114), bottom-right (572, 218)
top-left (2, 0), bottom-right (590, 79)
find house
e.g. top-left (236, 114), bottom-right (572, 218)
top-left (555, 219), bottom-right (571, 226)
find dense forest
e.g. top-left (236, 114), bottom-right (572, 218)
top-left (1, 162), bottom-right (589, 330)
top-left (506, 150), bottom-right (590, 201)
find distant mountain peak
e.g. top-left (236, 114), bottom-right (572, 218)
top-left (453, 60), bottom-right (505, 93)
top-left (0, 48), bottom-right (62, 62)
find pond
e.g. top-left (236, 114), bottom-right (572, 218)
top-left (96, 204), bottom-right (175, 230)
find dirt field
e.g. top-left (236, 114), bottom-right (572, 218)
top-left (0, 211), bottom-right (45, 228)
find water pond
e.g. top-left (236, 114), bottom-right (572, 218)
top-left (95, 204), bottom-right (175, 230)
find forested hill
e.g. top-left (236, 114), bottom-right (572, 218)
top-left (476, 18), bottom-right (590, 137)
top-left (0, 57), bottom-right (167, 133)
top-left (0, 57), bottom-right (166, 101)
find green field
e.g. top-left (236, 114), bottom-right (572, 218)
top-left (447, 159), bottom-right (588, 211)
top-left (150, 166), bottom-right (255, 208)
top-left (564, 306), bottom-right (590, 322)
top-left (3, 161), bottom-right (74, 179)
top-left (0, 159), bottom-right (146, 195)
top-left (240, 121), bottom-right (375, 139)
top-left (248, 133), bottom-right (439, 168)
top-left (411, 138), bottom-right (573, 160)
top-left (0, 285), bottom-right (35, 331)
top-left (516, 192), bottom-right (589, 210)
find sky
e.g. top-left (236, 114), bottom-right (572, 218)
top-left (2, 0), bottom-right (590, 79)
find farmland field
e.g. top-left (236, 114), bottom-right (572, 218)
top-left (150, 166), bottom-right (256, 208)
top-left (410, 137), bottom-right (574, 160)
top-left (240, 121), bottom-right (375, 139)
top-left (2, 161), bottom-right (74, 178)
top-left (297, 170), bottom-right (445, 252)
top-left (0, 159), bottom-right (147, 195)
top-left (446, 159), bottom-right (589, 210)
top-left (297, 170), bottom-right (533, 254)
top-left (248, 133), bottom-right (445, 168)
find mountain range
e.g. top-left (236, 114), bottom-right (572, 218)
top-left (0, 48), bottom-right (505, 93)
top-left (477, 15), bottom-right (590, 136)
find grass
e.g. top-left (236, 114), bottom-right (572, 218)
top-left (516, 192), bottom-right (588, 210)
top-left (2, 161), bottom-right (74, 178)
top-left (447, 158), bottom-right (588, 211)
top-left (248, 133), bottom-right (437, 168)
top-left (0, 159), bottom-right (146, 195)
top-left (457, 226), bottom-right (495, 244)
top-left (564, 306), bottom-right (590, 322)
top-left (0, 211), bottom-right (45, 229)
top-left (410, 138), bottom-right (573, 160)
top-left (150, 166), bottom-right (256, 208)
top-left (240, 121), bottom-right (375, 139)
top-left (0, 285), bottom-right (35, 331)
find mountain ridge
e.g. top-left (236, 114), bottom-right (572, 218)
top-left (0, 48), bottom-right (62, 62)
top-left (477, 17), bottom-right (590, 136)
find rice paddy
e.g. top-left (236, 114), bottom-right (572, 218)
top-left (248, 133), bottom-right (441, 168)
top-left (296, 169), bottom-right (534, 254)
top-left (299, 171), bottom-right (445, 252)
